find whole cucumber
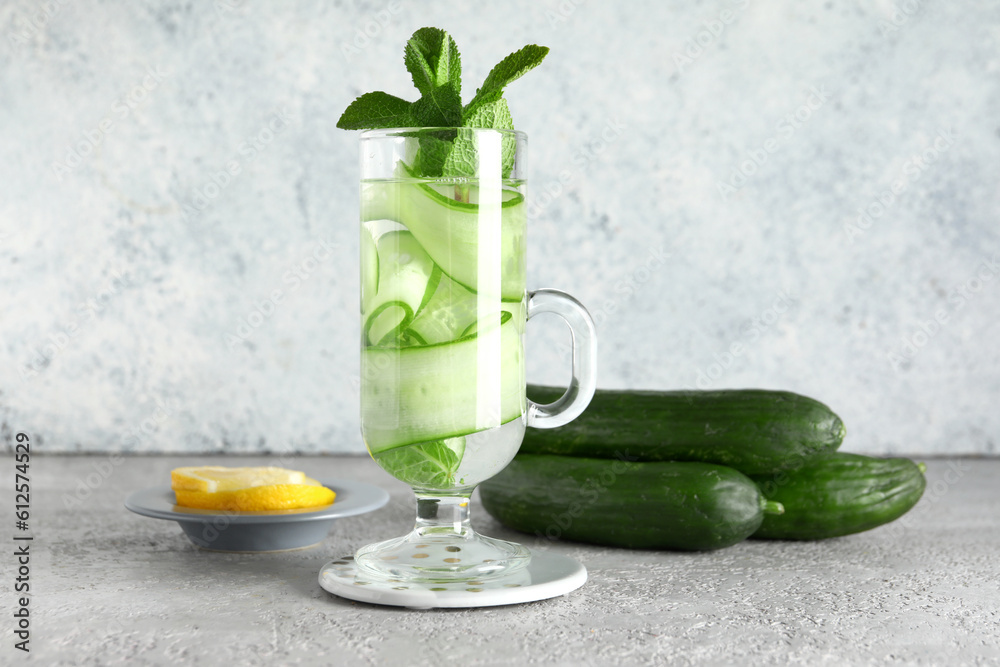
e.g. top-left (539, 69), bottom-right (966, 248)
top-left (480, 455), bottom-right (784, 551)
top-left (521, 385), bottom-right (846, 476)
top-left (750, 452), bottom-right (926, 540)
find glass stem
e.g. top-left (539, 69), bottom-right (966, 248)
top-left (414, 493), bottom-right (474, 539)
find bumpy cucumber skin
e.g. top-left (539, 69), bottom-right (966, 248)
top-left (520, 385), bottom-right (846, 476)
top-left (479, 455), bottom-right (769, 551)
top-left (750, 452), bottom-right (926, 540)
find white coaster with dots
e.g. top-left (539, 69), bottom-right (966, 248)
top-left (319, 550), bottom-right (587, 609)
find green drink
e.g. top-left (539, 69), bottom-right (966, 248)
top-left (359, 171), bottom-right (528, 492)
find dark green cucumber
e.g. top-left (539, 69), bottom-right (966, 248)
top-left (479, 455), bottom-right (784, 551)
top-left (521, 385), bottom-right (846, 476)
top-left (750, 452), bottom-right (926, 540)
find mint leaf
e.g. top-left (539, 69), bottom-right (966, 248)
top-left (464, 94), bottom-right (514, 130)
top-left (405, 28), bottom-right (462, 127)
top-left (412, 131), bottom-right (456, 177)
top-left (480, 45), bottom-right (548, 94)
top-left (441, 136), bottom-right (475, 179)
top-left (411, 83), bottom-right (462, 127)
top-left (336, 91), bottom-right (415, 130)
top-left (466, 44), bottom-right (548, 116)
top-left (443, 97), bottom-right (515, 178)
top-left (373, 437), bottom-right (466, 488)
top-left (405, 27), bottom-right (462, 97)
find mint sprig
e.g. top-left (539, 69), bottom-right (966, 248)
top-left (337, 27), bottom-right (548, 178)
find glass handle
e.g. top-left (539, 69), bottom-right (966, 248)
top-left (525, 288), bottom-right (598, 429)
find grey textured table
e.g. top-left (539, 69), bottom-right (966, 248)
top-left (7, 456), bottom-right (999, 666)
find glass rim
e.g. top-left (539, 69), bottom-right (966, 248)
top-left (359, 127), bottom-right (526, 140)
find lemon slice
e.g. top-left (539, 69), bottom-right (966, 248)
top-left (171, 466), bottom-right (309, 493)
top-left (170, 466), bottom-right (335, 511)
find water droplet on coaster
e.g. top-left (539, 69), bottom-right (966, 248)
top-left (445, 546), bottom-right (462, 552)
top-left (413, 553), bottom-right (430, 559)
top-left (443, 558), bottom-right (461, 563)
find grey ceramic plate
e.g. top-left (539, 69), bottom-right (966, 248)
top-left (125, 478), bottom-right (389, 552)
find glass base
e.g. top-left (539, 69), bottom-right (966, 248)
top-left (355, 529), bottom-right (531, 584)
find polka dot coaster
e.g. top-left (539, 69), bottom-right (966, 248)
top-left (319, 551), bottom-right (586, 609)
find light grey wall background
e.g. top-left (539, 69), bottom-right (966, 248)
top-left (1, 0), bottom-right (997, 455)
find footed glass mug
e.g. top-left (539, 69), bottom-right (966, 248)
top-left (355, 128), bottom-right (596, 583)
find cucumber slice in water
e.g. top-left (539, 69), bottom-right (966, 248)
top-left (366, 301), bottom-right (412, 347)
top-left (406, 273), bottom-right (526, 345)
top-left (361, 311), bottom-right (525, 453)
top-left (361, 179), bottom-right (526, 300)
top-left (405, 273), bottom-right (479, 345)
top-left (362, 222), bottom-right (440, 346)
